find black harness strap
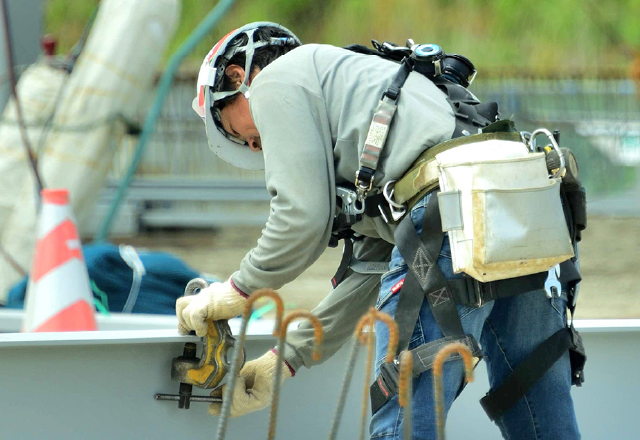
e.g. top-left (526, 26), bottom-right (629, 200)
top-left (331, 237), bottom-right (354, 288)
top-left (447, 272), bottom-right (548, 307)
top-left (479, 327), bottom-right (577, 421)
top-left (394, 194), bottom-right (463, 353)
top-left (370, 334), bottom-right (483, 414)
top-left (383, 57), bottom-right (412, 102)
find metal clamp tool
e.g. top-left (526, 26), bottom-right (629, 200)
top-left (155, 278), bottom-right (243, 409)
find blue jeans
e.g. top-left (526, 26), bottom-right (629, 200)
top-left (370, 193), bottom-right (580, 440)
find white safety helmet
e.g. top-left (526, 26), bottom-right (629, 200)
top-left (192, 22), bottom-right (301, 170)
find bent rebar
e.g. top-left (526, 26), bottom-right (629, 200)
top-left (399, 350), bottom-right (413, 440)
top-left (328, 308), bottom-right (399, 440)
top-left (215, 288), bottom-right (284, 440)
top-left (357, 313), bottom-right (376, 440)
top-left (433, 342), bottom-right (475, 440)
top-left (269, 311), bottom-right (323, 440)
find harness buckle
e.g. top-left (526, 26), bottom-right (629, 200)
top-left (355, 169), bottom-right (374, 199)
top-left (336, 186), bottom-right (365, 216)
top-left (474, 279), bottom-right (483, 308)
top-left (382, 181), bottom-right (407, 222)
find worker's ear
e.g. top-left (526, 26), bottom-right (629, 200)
top-left (225, 65), bottom-right (246, 89)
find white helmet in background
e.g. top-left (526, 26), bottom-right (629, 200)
top-left (192, 22), bottom-right (301, 170)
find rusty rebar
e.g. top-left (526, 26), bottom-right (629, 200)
top-left (357, 308), bottom-right (399, 440)
top-left (269, 310), bottom-right (323, 440)
top-left (398, 350), bottom-right (413, 440)
top-left (328, 308), bottom-right (400, 440)
top-left (357, 309), bottom-right (399, 363)
top-left (433, 342), bottom-right (475, 440)
top-left (358, 316), bottom-right (375, 440)
top-left (215, 288), bottom-right (284, 440)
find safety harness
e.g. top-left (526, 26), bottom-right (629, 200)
top-left (331, 40), bottom-right (587, 420)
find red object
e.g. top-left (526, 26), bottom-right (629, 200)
top-left (198, 29), bottom-right (238, 108)
top-left (229, 277), bottom-right (249, 298)
top-left (270, 348), bottom-right (296, 377)
top-left (391, 278), bottom-right (405, 294)
top-left (41, 188), bottom-right (69, 205)
top-left (41, 34), bottom-right (57, 56)
top-left (33, 300), bottom-right (95, 332)
top-left (22, 188), bottom-right (96, 332)
top-left (32, 219), bottom-right (83, 282)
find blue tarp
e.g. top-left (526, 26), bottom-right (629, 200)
top-left (5, 243), bottom-right (214, 315)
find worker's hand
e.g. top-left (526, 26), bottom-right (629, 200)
top-left (208, 350), bottom-right (293, 418)
top-left (176, 279), bottom-right (246, 336)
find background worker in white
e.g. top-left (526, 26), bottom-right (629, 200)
top-left (177, 22), bottom-right (581, 439)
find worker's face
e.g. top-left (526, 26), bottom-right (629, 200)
top-left (219, 65), bottom-right (262, 152)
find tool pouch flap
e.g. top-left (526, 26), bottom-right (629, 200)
top-left (436, 138), bottom-right (574, 282)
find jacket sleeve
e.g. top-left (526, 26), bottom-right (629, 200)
top-left (282, 236), bottom-right (393, 371)
top-left (231, 80), bottom-right (336, 294)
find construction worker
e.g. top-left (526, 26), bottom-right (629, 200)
top-left (177, 22), bottom-right (584, 439)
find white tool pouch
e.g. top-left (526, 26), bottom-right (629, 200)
top-left (436, 136), bottom-right (574, 282)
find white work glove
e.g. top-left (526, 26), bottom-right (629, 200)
top-left (176, 279), bottom-right (246, 336)
top-left (209, 350), bottom-right (293, 418)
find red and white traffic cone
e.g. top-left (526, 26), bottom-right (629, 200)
top-left (22, 189), bottom-right (97, 332)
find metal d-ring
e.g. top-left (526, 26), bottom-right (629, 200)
top-left (529, 128), bottom-right (566, 178)
top-left (382, 180), bottom-right (407, 221)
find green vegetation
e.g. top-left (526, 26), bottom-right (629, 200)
top-left (44, 0), bottom-right (639, 74)
top-left (43, 0), bottom-right (639, 196)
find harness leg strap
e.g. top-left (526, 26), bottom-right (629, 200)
top-left (479, 327), bottom-right (578, 421)
top-left (370, 334), bottom-right (483, 414)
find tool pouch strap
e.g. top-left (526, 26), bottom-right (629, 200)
top-left (569, 325), bottom-right (586, 387)
top-left (563, 185), bottom-right (587, 242)
top-left (480, 326), bottom-right (584, 421)
top-left (370, 334), bottom-right (483, 414)
top-left (447, 272), bottom-right (546, 307)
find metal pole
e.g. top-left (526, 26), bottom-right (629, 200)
top-left (0, 0), bottom-right (44, 194)
top-left (95, 0), bottom-right (236, 242)
top-left (327, 338), bottom-right (361, 440)
top-left (269, 311), bottom-right (322, 440)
